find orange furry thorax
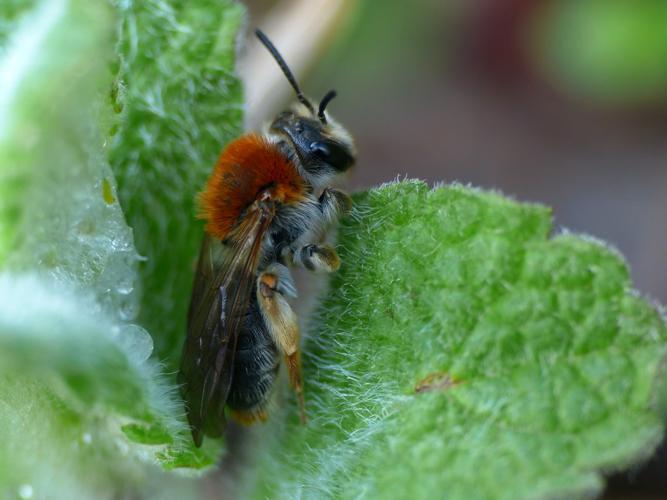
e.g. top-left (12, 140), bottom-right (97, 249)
top-left (199, 134), bottom-right (306, 241)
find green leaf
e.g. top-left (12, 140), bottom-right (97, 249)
top-left (0, 275), bottom-right (195, 498)
top-left (109, 0), bottom-right (245, 367)
top-left (0, 0), bottom-right (185, 493)
top-left (0, 0), bottom-right (139, 319)
top-left (0, 1), bottom-right (39, 48)
top-left (242, 180), bottom-right (667, 499)
top-left (0, 0), bottom-right (245, 494)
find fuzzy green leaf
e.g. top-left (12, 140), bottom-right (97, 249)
top-left (0, 0), bottom-right (244, 494)
top-left (242, 180), bottom-right (667, 500)
top-left (0, 0), bottom-right (191, 494)
top-left (109, 0), bottom-right (245, 367)
top-left (0, 0), bottom-right (139, 319)
top-left (0, 275), bottom-right (197, 498)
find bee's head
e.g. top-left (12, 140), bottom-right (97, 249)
top-left (256, 30), bottom-right (356, 186)
top-left (269, 97), bottom-right (355, 182)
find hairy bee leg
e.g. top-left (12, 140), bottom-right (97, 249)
top-left (275, 188), bottom-right (349, 272)
top-left (283, 244), bottom-right (340, 273)
top-left (264, 262), bottom-right (297, 298)
top-left (319, 187), bottom-right (352, 224)
top-left (278, 188), bottom-right (348, 272)
top-left (284, 188), bottom-right (351, 253)
top-left (257, 272), bottom-right (307, 424)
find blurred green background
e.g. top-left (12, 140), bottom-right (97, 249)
top-left (244, 0), bottom-right (667, 498)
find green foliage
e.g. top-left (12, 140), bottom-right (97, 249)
top-left (1, 1), bottom-right (666, 498)
top-left (0, 0), bottom-right (38, 46)
top-left (242, 181), bottom-right (667, 499)
top-left (109, 0), bottom-right (245, 366)
top-left (0, 0), bottom-right (138, 316)
top-left (0, 276), bottom-right (194, 498)
top-left (0, 0), bottom-right (242, 496)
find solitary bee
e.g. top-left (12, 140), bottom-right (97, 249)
top-left (178, 29), bottom-right (356, 447)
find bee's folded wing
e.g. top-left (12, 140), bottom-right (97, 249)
top-left (178, 203), bottom-right (273, 447)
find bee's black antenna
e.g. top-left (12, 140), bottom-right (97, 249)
top-left (255, 29), bottom-right (315, 114)
top-left (318, 90), bottom-right (337, 124)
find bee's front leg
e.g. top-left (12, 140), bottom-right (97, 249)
top-left (257, 266), bottom-right (306, 424)
top-left (283, 243), bottom-right (340, 272)
top-left (319, 187), bottom-right (352, 225)
top-left (281, 188), bottom-right (351, 272)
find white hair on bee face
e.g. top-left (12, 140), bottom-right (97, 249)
top-left (291, 99), bottom-right (356, 155)
top-left (321, 111), bottom-right (356, 157)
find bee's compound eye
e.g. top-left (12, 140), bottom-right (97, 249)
top-left (310, 142), bottom-right (330, 159)
top-left (308, 140), bottom-right (354, 172)
top-left (295, 121), bottom-right (304, 134)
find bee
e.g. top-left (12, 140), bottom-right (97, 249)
top-left (178, 29), bottom-right (356, 447)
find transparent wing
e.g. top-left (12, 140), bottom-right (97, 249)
top-left (179, 201), bottom-right (273, 446)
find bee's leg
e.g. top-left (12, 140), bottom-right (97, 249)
top-left (257, 268), bottom-right (306, 424)
top-left (286, 188), bottom-right (349, 271)
top-left (264, 261), bottom-right (297, 298)
top-left (319, 187), bottom-right (352, 225)
top-left (279, 188), bottom-right (350, 273)
top-left (283, 243), bottom-right (341, 273)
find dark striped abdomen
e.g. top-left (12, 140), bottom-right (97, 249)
top-left (227, 294), bottom-right (279, 412)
